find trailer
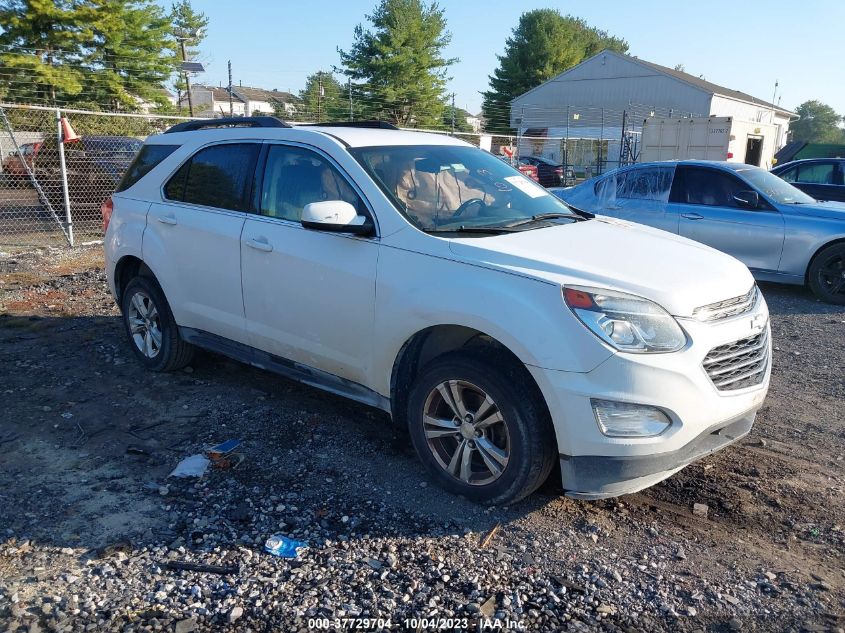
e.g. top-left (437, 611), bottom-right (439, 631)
top-left (639, 116), bottom-right (779, 168)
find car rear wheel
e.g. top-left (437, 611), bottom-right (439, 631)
top-left (808, 243), bottom-right (845, 305)
top-left (121, 276), bottom-right (194, 371)
top-left (406, 350), bottom-right (557, 504)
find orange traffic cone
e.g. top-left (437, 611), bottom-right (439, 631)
top-left (60, 117), bottom-right (80, 143)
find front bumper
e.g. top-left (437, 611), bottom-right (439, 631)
top-left (527, 297), bottom-right (771, 498)
top-left (560, 408), bottom-right (755, 499)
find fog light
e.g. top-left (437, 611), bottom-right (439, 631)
top-left (591, 399), bottom-right (671, 437)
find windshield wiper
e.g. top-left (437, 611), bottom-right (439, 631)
top-left (503, 212), bottom-right (584, 229)
top-left (422, 225), bottom-right (521, 234)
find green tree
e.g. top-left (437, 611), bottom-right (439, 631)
top-left (0, 0), bottom-right (89, 104)
top-left (790, 100), bottom-right (845, 144)
top-left (170, 0), bottom-right (208, 110)
top-left (338, 0), bottom-right (456, 127)
top-left (299, 71), bottom-right (347, 122)
top-left (481, 10), bottom-right (628, 133)
top-left (440, 103), bottom-right (473, 132)
top-left (78, 0), bottom-right (177, 110)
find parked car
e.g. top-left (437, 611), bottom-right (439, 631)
top-left (35, 135), bottom-right (142, 215)
top-left (519, 155), bottom-right (566, 187)
top-left (554, 160), bottom-right (845, 304)
top-left (104, 118), bottom-right (770, 504)
top-left (1, 142), bottom-right (42, 178)
top-left (771, 158), bottom-right (845, 203)
top-left (498, 155), bottom-right (539, 182)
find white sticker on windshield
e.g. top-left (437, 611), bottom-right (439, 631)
top-left (504, 175), bottom-right (548, 198)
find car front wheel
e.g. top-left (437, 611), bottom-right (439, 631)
top-left (407, 350), bottom-right (557, 504)
top-left (121, 276), bottom-right (194, 371)
top-left (808, 243), bottom-right (845, 305)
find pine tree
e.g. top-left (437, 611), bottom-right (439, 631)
top-left (78, 0), bottom-right (177, 111)
top-left (299, 71), bottom-right (348, 122)
top-left (0, 0), bottom-right (89, 104)
top-left (338, 0), bottom-right (456, 127)
top-left (482, 10), bottom-right (628, 133)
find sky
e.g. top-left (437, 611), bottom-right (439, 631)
top-left (172, 0), bottom-right (844, 116)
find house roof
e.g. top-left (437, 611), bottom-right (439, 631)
top-left (232, 86), bottom-right (299, 104)
top-left (515, 49), bottom-right (794, 115)
top-left (629, 54), bottom-right (794, 115)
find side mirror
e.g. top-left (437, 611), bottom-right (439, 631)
top-left (301, 200), bottom-right (373, 235)
top-left (733, 190), bottom-right (760, 209)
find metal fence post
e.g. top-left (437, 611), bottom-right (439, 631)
top-left (56, 108), bottom-right (74, 246)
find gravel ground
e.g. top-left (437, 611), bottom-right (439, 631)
top-left (0, 245), bottom-right (843, 633)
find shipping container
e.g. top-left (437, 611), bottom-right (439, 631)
top-left (640, 116), bottom-right (779, 168)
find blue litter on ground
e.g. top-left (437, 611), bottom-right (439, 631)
top-left (264, 534), bottom-right (308, 558)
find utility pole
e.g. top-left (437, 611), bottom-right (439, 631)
top-left (450, 93), bottom-right (455, 135)
top-left (317, 72), bottom-right (324, 122)
top-left (228, 60), bottom-right (234, 116)
top-left (180, 40), bottom-right (194, 117)
top-left (348, 78), bottom-right (353, 121)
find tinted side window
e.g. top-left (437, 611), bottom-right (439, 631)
top-left (796, 162), bottom-right (835, 184)
top-left (260, 145), bottom-right (364, 222)
top-left (778, 166), bottom-right (798, 183)
top-left (670, 167), bottom-right (746, 207)
top-left (117, 144), bottom-right (179, 192)
top-left (165, 143), bottom-right (260, 211)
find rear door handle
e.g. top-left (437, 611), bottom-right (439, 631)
top-left (157, 215), bottom-right (177, 225)
top-left (681, 212), bottom-right (704, 220)
top-left (246, 237), bottom-right (273, 252)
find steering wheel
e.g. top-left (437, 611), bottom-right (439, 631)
top-left (452, 198), bottom-right (486, 218)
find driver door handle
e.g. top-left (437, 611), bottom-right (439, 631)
top-left (246, 237), bottom-right (273, 252)
top-left (157, 214), bottom-right (177, 225)
top-left (681, 212), bottom-right (704, 220)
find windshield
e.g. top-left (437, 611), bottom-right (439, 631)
top-left (83, 138), bottom-right (143, 158)
top-left (739, 167), bottom-right (816, 204)
top-left (350, 144), bottom-right (576, 231)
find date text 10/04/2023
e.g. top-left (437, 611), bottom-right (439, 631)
top-left (307, 617), bottom-right (528, 630)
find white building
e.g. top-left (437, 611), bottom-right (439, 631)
top-left (181, 85), bottom-right (247, 117)
top-left (511, 49), bottom-right (795, 168)
top-left (230, 85), bottom-right (300, 118)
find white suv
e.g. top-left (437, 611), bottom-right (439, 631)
top-left (103, 117), bottom-right (771, 504)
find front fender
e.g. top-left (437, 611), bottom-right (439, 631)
top-left (371, 245), bottom-right (613, 397)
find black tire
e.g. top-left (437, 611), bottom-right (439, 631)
top-left (121, 275), bottom-right (194, 371)
top-left (808, 243), bottom-right (845, 305)
top-left (406, 349), bottom-right (557, 505)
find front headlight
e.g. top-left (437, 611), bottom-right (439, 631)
top-left (563, 285), bottom-right (687, 353)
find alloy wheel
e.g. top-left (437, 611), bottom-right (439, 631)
top-left (422, 380), bottom-right (510, 486)
top-left (126, 290), bottom-right (162, 359)
top-left (818, 254), bottom-right (845, 297)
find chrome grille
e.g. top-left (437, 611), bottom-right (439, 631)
top-left (693, 286), bottom-right (758, 322)
top-left (703, 328), bottom-right (769, 391)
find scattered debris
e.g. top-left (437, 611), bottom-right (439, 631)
top-left (206, 438), bottom-right (244, 469)
top-left (125, 445), bottom-right (149, 456)
top-left (479, 522), bottom-right (500, 549)
top-left (264, 534), bottom-right (308, 559)
top-left (169, 454), bottom-right (210, 478)
top-left (692, 503), bottom-right (709, 518)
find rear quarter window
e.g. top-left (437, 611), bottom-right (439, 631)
top-left (116, 144), bottom-right (179, 192)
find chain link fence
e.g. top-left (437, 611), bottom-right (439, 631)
top-left (0, 103), bottom-right (670, 248)
top-left (0, 104), bottom-right (195, 247)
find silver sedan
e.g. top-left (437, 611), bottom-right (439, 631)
top-left (554, 160), bottom-right (845, 304)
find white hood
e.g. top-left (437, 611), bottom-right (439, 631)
top-left (448, 217), bottom-right (754, 317)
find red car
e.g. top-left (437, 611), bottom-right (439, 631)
top-left (498, 155), bottom-right (539, 183)
top-left (2, 142), bottom-right (41, 177)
